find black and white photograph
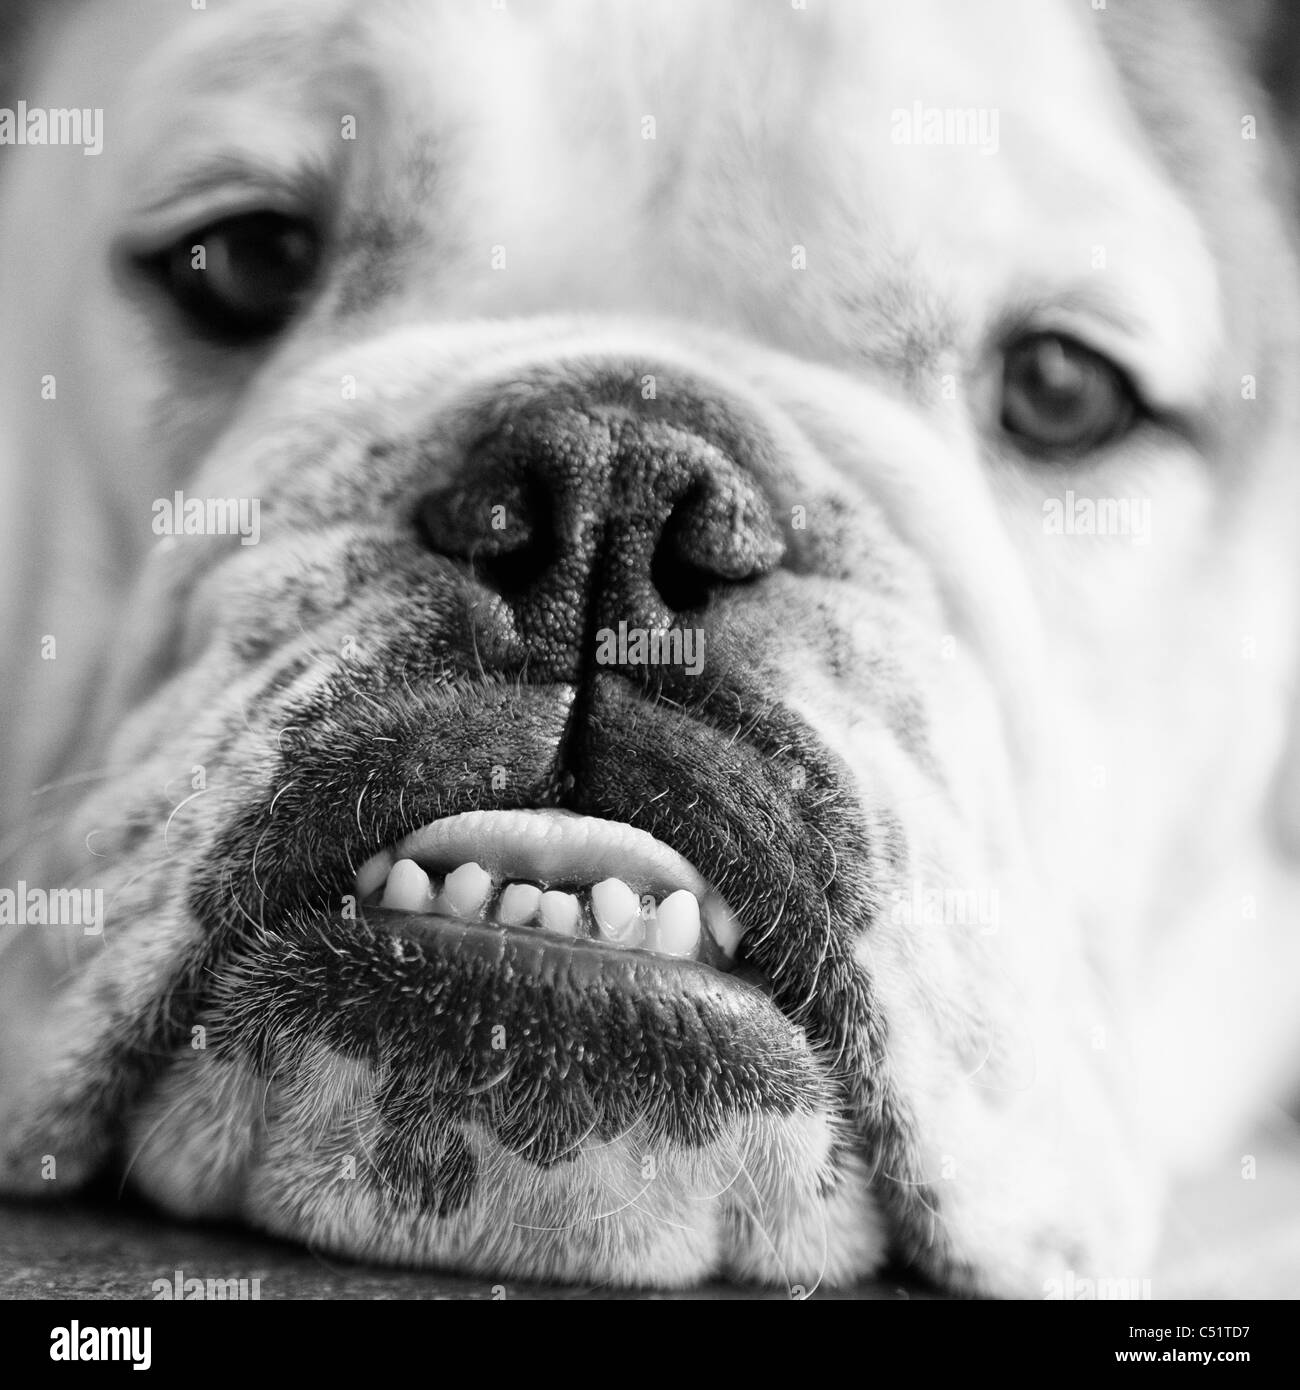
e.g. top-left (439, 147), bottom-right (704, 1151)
top-left (0, 0), bottom-right (1296, 1357)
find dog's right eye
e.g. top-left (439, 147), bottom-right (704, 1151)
top-left (136, 211), bottom-right (321, 343)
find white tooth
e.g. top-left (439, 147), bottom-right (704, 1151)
top-left (537, 889), bottom-right (581, 936)
top-left (356, 850), bottom-right (394, 901)
top-left (498, 882), bottom-right (542, 926)
top-left (380, 858), bottom-right (434, 913)
top-left (434, 861), bottom-right (493, 918)
top-left (649, 889), bottom-right (700, 957)
top-left (706, 896), bottom-right (742, 958)
top-left (591, 877), bottom-right (643, 947)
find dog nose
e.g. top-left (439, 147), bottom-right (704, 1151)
top-left (416, 394), bottom-right (786, 671)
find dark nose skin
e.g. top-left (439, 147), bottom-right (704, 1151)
top-left (417, 388), bottom-right (786, 683)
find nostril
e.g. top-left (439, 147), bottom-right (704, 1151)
top-left (416, 475), bottom-right (556, 597)
top-left (417, 480), bottom-right (531, 557)
top-left (410, 393), bottom-right (785, 645)
top-left (651, 516), bottom-right (718, 614)
top-left (473, 534), bottom-right (552, 598)
top-left (650, 480), bottom-right (785, 613)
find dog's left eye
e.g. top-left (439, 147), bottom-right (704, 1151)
top-left (138, 211), bottom-right (321, 343)
top-left (1000, 333), bottom-right (1139, 457)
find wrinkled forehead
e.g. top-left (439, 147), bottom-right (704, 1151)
top-left (35, 0), bottom-right (1222, 383)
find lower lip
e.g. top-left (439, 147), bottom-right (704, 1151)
top-left (222, 901), bottom-right (814, 1157)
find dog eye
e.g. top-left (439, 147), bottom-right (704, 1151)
top-left (138, 211), bottom-right (321, 342)
top-left (1000, 333), bottom-right (1138, 456)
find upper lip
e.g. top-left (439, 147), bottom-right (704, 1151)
top-left (195, 673), bottom-right (851, 999)
top-left (193, 671), bottom-right (858, 1024)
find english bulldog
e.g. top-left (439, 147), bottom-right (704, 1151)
top-left (2, 0), bottom-right (1300, 1297)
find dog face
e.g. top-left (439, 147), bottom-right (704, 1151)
top-left (3, 0), bottom-right (1300, 1294)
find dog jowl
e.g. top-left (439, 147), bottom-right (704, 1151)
top-left (3, 0), bottom-right (1300, 1295)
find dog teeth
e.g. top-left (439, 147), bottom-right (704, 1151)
top-left (537, 889), bottom-right (582, 936)
top-left (367, 856), bottom-right (731, 966)
top-left (434, 861), bottom-right (493, 918)
top-left (356, 849), bottom-right (395, 901)
top-left (649, 889), bottom-right (701, 957)
top-left (380, 858), bottom-right (434, 913)
top-left (590, 877), bottom-right (643, 946)
top-left (708, 899), bottom-right (743, 957)
top-left (497, 882), bottom-right (543, 926)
